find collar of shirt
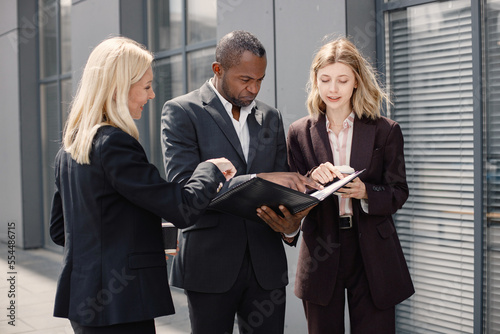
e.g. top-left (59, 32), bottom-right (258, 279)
top-left (325, 111), bottom-right (355, 131)
top-left (208, 78), bottom-right (255, 121)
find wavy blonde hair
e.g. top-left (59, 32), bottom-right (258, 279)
top-left (63, 36), bottom-right (153, 164)
top-left (306, 37), bottom-right (390, 120)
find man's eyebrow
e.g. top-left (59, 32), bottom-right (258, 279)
top-left (240, 74), bottom-right (266, 80)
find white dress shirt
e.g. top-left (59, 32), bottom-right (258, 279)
top-left (209, 79), bottom-right (300, 238)
top-left (326, 112), bottom-right (369, 214)
top-left (209, 79), bottom-right (254, 162)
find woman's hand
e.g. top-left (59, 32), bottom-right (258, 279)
top-left (207, 158), bottom-right (237, 181)
top-left (311, 163), bottom-right (366, 199)
top-left (310, 162), bottom-right (344, 184)
top-left (337, 177), bottom-right (368, 200)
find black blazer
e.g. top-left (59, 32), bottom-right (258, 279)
top-left (288, 114), bottom-right (414, 309)
top-left (50, 125), bottom-right (225, 326)
top-left (161, 81), bottom-right (295, 294)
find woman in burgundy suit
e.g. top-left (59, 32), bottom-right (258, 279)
top-left (286, 37), bottom-right (414, 333)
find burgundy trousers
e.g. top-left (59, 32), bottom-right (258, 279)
top-left (303, 227), bottom-right (395, 334)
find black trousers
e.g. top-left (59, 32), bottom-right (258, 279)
top-left (303, 227), bottom-right (395, 334)
top-left (70, 319), bottom-right (155, 334)
top-left (186, 249), bottom-right (286, 334)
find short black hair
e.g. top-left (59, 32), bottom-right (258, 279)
top-left (215, 30), bottom-right (266, 70)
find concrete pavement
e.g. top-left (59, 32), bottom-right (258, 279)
top-left (0, 244), bottom-right (219, 334)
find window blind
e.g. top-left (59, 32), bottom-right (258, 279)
top-left (485, 0), bottom-right (500, 332)
top-left (385, 1), bottom-right (474, 333)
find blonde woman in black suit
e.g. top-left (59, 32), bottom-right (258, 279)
top-left (49, 36), bottom-right (235, 334)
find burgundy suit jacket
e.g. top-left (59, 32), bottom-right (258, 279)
top-left (287, 114), bottom-right (414, 309)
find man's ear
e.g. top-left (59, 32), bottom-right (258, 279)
top-left (212, 62), bottom-right (223, 77)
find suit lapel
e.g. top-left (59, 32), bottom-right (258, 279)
top-left (200, 82), bottom-right (246, 165)
top-left (350, 117), bottom-right (375, 171)
top-left (310, 113), bottom-right (333, 165)
top-left (310, 114), bottom-right (338, 211)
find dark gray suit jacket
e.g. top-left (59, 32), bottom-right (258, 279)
top-left (50, 126), bottom-right (225, 326)
top-left (161, 81), bottom-right (294, 293)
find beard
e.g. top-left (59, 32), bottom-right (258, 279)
top-left (221, 76), bottom-right (255, 108)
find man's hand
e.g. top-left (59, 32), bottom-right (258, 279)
top-left (256, 204), bottom-right (317, 235)
top-left (257, 172), bottom-right (322, 193)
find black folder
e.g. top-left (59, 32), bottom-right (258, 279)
top-left (208, 169), bottom-right (365, 222)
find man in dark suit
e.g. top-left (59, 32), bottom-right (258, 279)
top-left (161, 30), bottom-right (317, 333)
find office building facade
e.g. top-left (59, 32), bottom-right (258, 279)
top-left (1, 0), bottom-right (498, 332)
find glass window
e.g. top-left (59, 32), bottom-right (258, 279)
top-left (149, 0), bottom-right (183, 51)
top-left (40, 82), bottom-right (61, 216)
top-left (39, 0), bottom-right (58, 78)
top-left (484, 0), bottom-right (500, 332)
top-left (153, 56), bottom-right (184, 111)
top-left (60, 0), bottom-right (72, 73)
top-left (384, 1), bottom-right (474, 333)
top-left (61, 78), bottom-right (72, 125)
top-left (147, 0), bottom-right (216, 174)
top-left (39, 0), bottom-right (71, 249)
top-left (150, 55), bottom-right (183, 172)
top-left (187, 47), bottom-right (215, 92)
top-left (187, 0), bottom-right (216, 45)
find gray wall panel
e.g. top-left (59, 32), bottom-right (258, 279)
top-left (0, 30), bottom-right (23, 247)
top-left (18, 1), bottom-right (44, 248)
top-left (0, 0), bottom-right (17, 34)
top-left (274, 0), bottom-right (346, 130)
top-left (274, 2), bottom-right (346, 331)
top-left (346, 0), bottom-right (377, 66)
top-left (216, 0), bottom-right (276, 107)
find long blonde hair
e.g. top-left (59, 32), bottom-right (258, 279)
top-left (63, 36), bottom-right (153, 164)
top-left (306, 37), bottom-right (390, 120)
